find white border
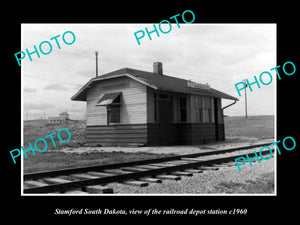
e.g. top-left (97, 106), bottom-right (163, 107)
top-left (21, 25), bottom-right (24, 196)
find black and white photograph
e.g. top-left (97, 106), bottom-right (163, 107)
top-left (21, 23), bottom-right (276, 195)
top-left (3, 5), bottom-right (297, 221)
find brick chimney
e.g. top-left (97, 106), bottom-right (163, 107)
top-left (153, 62), bottom-right (163, 75)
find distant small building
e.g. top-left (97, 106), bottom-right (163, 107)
top-left (48, 111), bottom-right (69, 124)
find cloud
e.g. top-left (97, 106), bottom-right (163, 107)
top-left (44, 83), bottom-right (68, 91)
top-left (22, 24), bottom-right (275, 118)
top-left (24, 103), bottom-right (54, 111)
top-left (24, 87), bottom-right (37, 93)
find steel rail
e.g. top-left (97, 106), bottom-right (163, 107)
top-left (24, 149), bottom-right (273, 194)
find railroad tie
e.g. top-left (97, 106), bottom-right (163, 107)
top-left (120, 167), bottom-right (148, 172)
top-left (84, 185), bottom-right (114, 194)
top-left (43, 177), bottom-right (72, 184)
top-left (87, 171), bottom-right (115, 177)
top-left (162, 161), bottom-right (183, 166)
top-left (197, 166), bottom-right (219, 170)
top-left (212, 163), bottom-right (235, 168)
top-left (69, 173), bottom-right (100, 180)
top-left (64, 190), bottom-right (88, 194)
top-left (122, 180), bottom-right (149, 187)
top-left (147, 163), bottom-right (169, 167)
top-left (170, 171), bottom-right (193, 177)
top-left (181, 157), bottom-right (203, 162)
top-left (102, 169), bottom-right (131, 174)
top-left (170, 160), bottom-right (193, 165)
top-left (23, 184), bottom-right (30, 189)
top-left (24, 180), bottom-right (47, 188)
top-left (135, 165), bottom-right (162, 169)
top-left (184, 169), bottom-right (204, 173)
top-left (222, 162), bottom-right (237, 166)
top-left (156, 175), bottom-right (181, 181)
top-left (139, 177), bottom-right (163, 183)
top-left (68, 174), bottom-right (115, 193)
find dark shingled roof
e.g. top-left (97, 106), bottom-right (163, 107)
top-left (71, 68), bottom-right (238, 101)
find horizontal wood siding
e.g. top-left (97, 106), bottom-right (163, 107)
top-left (86, 76), bottom-right (146, 126)
top-left (147, 123), bottom-right (217, 146)
top-left (147, 123), bottom-right (160, 145)
top-left (86, 124), bottom-right (147, 145)
top-left (176, 123), bottom-right (216, 144)
top-left (87, 123), bottom-right (221, 146)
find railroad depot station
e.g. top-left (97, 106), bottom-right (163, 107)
top-left (71, 62), bottom-right (238, 146)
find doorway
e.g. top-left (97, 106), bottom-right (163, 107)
top-left (214, 97), bottom-right (219, 140)
top-left (158, 96), bottom-right (172, 145)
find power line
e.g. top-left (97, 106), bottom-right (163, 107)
top-left (61, 51), bottom-right (232, 83)
top-left (99, 59), bottom-right (231, 83)
top-left (23, 56), bottom-right (233, 88)
top-left (24, 75), bottom-right (82, 86)
top-left (163, 69), bottom-right (229, 82)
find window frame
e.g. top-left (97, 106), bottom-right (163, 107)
top-left (107, 95), bottom-right (121, 125)
top-left (203, 96), bottom-right (212, 123)
top-left (195, 96), bottom-right (203, 123)
top-left (179, 97), bottom-right (187, 122)
top-left (154, 93), bottom-right (157, 122)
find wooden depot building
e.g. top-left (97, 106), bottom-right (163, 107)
top-left (71, 62), bottom-right (238, 146)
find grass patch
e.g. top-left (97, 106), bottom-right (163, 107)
top-left (23, 120), bottom-right (86, 150)
top-left (224, 115), bottom-right (274, 139)
top-left (23, 151), bottom-right (175, 173)
top-left (215, 172), bottom-right (274, 194)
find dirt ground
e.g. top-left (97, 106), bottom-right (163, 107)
top-left (57, 137), bottom-right (274, 155)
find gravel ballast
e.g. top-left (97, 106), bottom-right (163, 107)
top-left (107, 157), bottom-right (275, 195)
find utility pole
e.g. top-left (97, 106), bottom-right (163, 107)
top-left (243, 79), bottom-right (248, 118)
top-left (95, 51), bottom-right (99, 77)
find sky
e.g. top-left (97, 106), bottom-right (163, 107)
top-left (22, 23), bottom-right (276, 120)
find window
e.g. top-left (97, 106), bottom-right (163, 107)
top-left (96, 92), bottom-right (122, 125)
top-left (154, 93), bottom-right (157, 122)
top-left (107, 95), bottom-right (121, 124)
top-left (159, 94), bottom-right (168, 99)
top-left (170, 96), bottom-right (173, 122)
top-left (107, 105), bottom-right (120, 124)
top-left (203, 97), bottom-right (212, 123)
top-left (195, 96), bottom-right (203, 122)
top-left (179, 97), bottom-right (187, 122)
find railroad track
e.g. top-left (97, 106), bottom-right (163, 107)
top-left (23, 142), bottom-right (274, 194)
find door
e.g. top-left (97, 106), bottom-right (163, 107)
top-left (214, 98), bottom-right (219, 140)
top-left (159, 98), bottom-right (172, 145)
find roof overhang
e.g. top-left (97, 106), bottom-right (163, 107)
top-left (71, 71), bottom-right (238, 102)
top-left (208, 88), bottom-right (239, 101)
top-left (71, 73), bottom-right (158, 101)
